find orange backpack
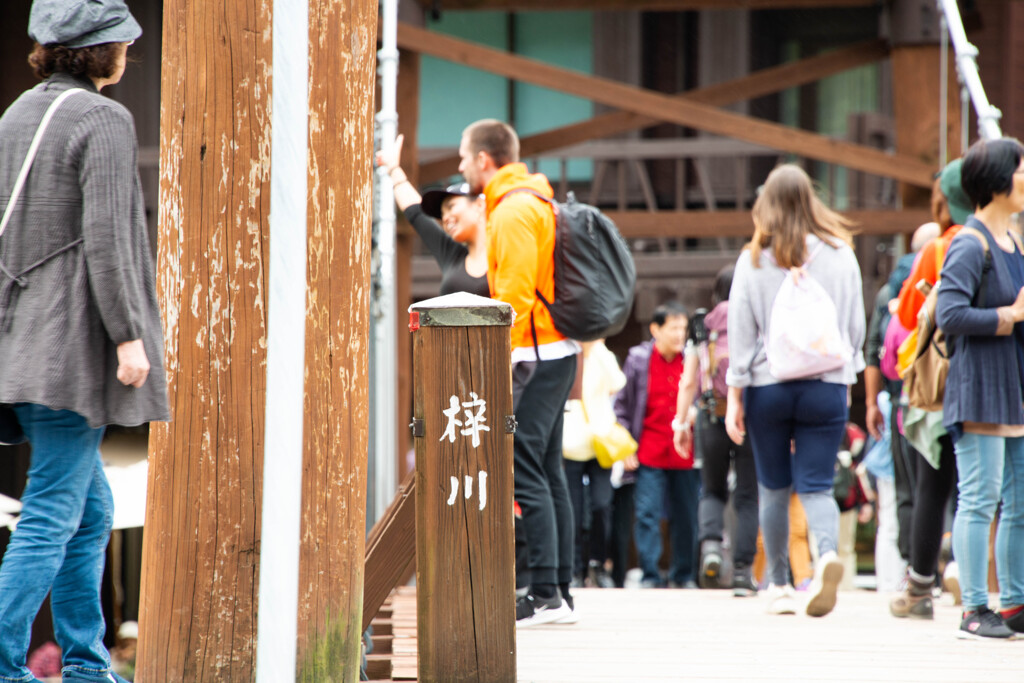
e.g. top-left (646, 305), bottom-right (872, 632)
top-left (900, 228), bottom-right (998, 411)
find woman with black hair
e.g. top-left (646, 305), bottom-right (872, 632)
top-left (673, 266), bottom-right (760, 596)
top-left (935, 136), bottom-right (1024, 639)
top-left (376, 134), bottom-right (489, 298)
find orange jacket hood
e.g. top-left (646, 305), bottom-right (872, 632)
top-left (483, 163), bottom-right (566, 351)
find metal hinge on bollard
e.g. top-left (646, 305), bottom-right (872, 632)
top-left (504, 415), bottom-right (517, 434)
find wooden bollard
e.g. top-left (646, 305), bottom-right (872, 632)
top-left (409, 292), bottom-right (516, 683)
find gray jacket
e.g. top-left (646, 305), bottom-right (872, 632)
top-left (0, 73), bottom-right (169, 428)
top-left (726, 234), bottom-right (866, 388)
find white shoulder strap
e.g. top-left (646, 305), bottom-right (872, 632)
top-left (0, 88), bottom-right (84, 241)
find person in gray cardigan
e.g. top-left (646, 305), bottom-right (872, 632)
top-left (0, 3), bottom-right (167, 681)
top-left (935, 137), bottom-right (1024, 640)
top-left (724, 164), bottom-right (865, 618)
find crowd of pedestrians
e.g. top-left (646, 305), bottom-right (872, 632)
top-left (378, 109), bottom-right (1024, 642)
top-left (5, 7), bottom-right (1024, 679)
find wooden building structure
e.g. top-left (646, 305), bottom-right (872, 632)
top-left (2, 0), bottom-right (1024, 679)
top-left (390, 0), bottom-right (1024, 462)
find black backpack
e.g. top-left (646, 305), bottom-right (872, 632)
top-left (501, 189), bottom-right (636, 342)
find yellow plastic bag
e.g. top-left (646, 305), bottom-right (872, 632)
top-left (593, 423), bottom-right (638, 469)
top-left (562, 399), bottom-right (595, 462)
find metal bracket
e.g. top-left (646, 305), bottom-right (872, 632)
top-left (410, 418), bottom-right (424, 438)
top-left (504, 415), bottom-right (517, 434)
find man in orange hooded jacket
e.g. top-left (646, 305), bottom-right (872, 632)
top-left (459, 119), bottom-right (579, 627)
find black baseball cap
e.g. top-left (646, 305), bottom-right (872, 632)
top-left (421, 183), bottom-right (476, 219)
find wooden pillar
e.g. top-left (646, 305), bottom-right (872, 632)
top-left (137, 1), bottom-right (376, 680)
top-left (891, 0), bottom-right (962, 209)
top-left (410, 294), bottom-right (516, 683)
top-left (297, 0), bottom-right (377, 680)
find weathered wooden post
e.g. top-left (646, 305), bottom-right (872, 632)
top-left (410, 293), bottom-right (516, 683)
top-left (137, 0), bottom-right (376, 680)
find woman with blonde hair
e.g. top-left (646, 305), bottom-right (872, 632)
top-left (725, 165), bottom-right (866, 617)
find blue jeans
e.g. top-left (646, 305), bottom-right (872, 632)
top-left (0, 404), bottom-right (122, 683)
top-left (952, 432), bottom-right (1024, 610)
top-left (634, 465), bottom-right (700, 585)
top-left (744, 380), bottom-right (848, 493)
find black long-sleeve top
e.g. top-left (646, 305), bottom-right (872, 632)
top-left (404, 204), bottom-right (489, 298)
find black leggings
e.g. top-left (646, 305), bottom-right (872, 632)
top-left (909, 434), bottom-right (957, 579)
top-left (696, 410), bottom-right (759, 568)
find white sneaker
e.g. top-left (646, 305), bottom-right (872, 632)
top-left (805, 550), bottom-right (844, 617)
top-left (766, 584), bottom-right (797, 615)
top-left (555, 600), bottom-right (579, 624)
top-left (943, 561), bottom-right (962, 606)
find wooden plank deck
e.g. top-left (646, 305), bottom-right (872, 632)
top-left (517, 588), bottom-right (1024, 682)
top-left (373, 586), bottom-right (1024, 682)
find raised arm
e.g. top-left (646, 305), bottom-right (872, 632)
top-left (376, 133), bottom-right (422, 211)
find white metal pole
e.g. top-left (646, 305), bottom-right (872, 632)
top-left (372, 0), bottom-right (400, 524)
top-left (937, 0), bottom-right (1002, 140)
top-left (256, 0), bottom-right (308, 679)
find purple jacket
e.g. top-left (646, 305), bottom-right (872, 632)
top-left (614, 340), bottom-right (653, 444)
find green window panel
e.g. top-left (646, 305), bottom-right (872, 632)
top-left (418, 11), bottom-right (594, 185)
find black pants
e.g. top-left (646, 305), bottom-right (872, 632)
top-left (609, 482), bottom-right (635, 588)
top-left (909, 434), bottom-right (958, 579)
top-left (891, 400), bottom-right (918, 562)
top-left (564, 458), bottom-right (613, 576)
top-left (695, 409), bottom-right (759, 568)
top-left (512, 356), bottom-right (576, 588)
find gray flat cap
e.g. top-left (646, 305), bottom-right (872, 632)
top-left (29, 0), bottom-right (142, 48)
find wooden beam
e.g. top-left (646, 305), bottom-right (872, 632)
top-left (363, 471), bottom-right (417, 633)
top-left (606, 209), bottom-right (934, 238)
top-left (421, 39), bottom-right (889, 182)
top-left (420, 0), bottom-right (876, 10)
top-left (398, 24), bottom-right (934, 187)
top-left (892, 46), bottom-right (961, 211)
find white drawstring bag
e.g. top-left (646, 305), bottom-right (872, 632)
top-left (765, 243), bottom-right (852, 381)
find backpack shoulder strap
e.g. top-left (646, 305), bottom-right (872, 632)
top-left (957, 227), bottom-right (990, 254)
top-left (497, 187), bottom-right (555, 209)
top-left (954, 227), bottom-right (993, 308)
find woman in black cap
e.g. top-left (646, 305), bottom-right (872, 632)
top-left (0, 2), bottom-right (167, 681)
top-left (377, 134), bottom-right (489, 298)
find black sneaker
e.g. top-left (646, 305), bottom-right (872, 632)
top-left (732, 573), bottom-right (757, 598)
top-left (1003, 607), bottom-right (1024, 633)
top-left (515, 592), bottom-right (570, 629)
top-left (587, 560), bottom-right (615, 589)
top-left (698, 541), bottom-right (722, 589)
top-left (957, 606), bottom-right (1015, 640)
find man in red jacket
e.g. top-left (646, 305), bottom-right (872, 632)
top-left (614, 302), bottom-right (699, 588)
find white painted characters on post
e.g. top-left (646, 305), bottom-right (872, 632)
top-left (446, 471), bottom-right (488, 511)
top-left (440, 392), bottom-right (491, 448)
top-left (440, 393), bottom-right (491, 511)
